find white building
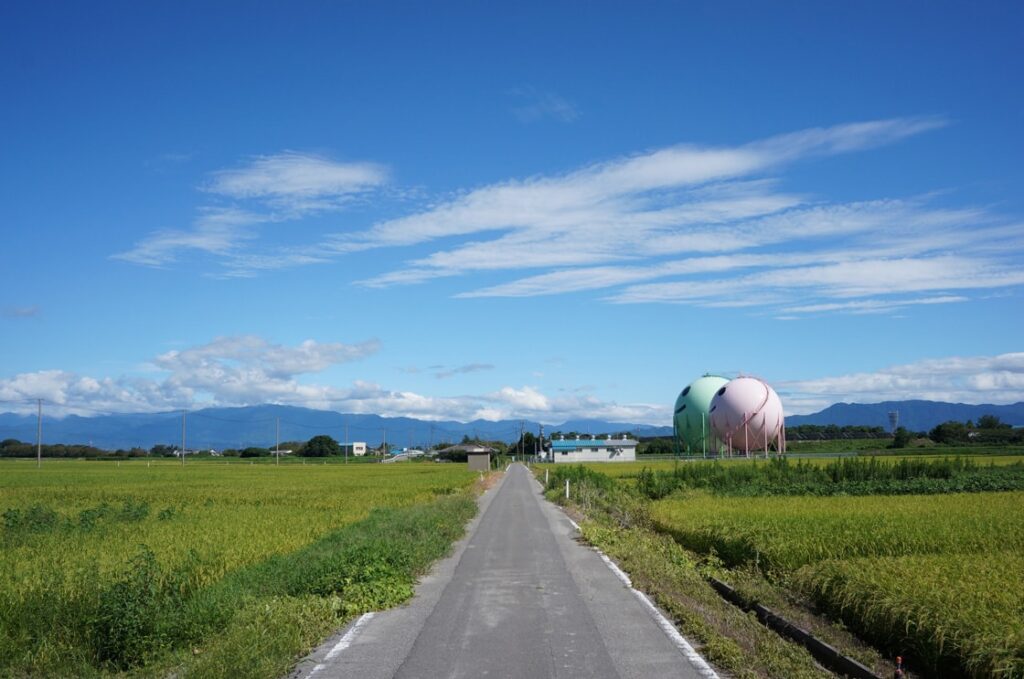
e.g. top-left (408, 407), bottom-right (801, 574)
top-left (550, 434), bottom-right (637, 463)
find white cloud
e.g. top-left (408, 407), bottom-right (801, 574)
top-left (610, 255), bottom-right (1024, 307)
top-left (490, 385), bottom-right (550, 411)
top-left (781, 352), bottom-right (1024, 414)
top-left (206, 151), bottom-right (387, 210)
top-left (0, 336), bottom-right (379, 416)
top-left (114, 152), bottom-right (387, 267)
top-left (0, 338), bottom-right (666, 424)
top-left (780, 295), bottom-right (968, 315)
top-left (112, 207), bottom-right (268, 266)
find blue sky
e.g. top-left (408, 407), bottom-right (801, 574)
top-left (1, 1), bottom-right (1022, 423)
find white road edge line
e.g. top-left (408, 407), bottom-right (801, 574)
top-left (307, 611), bottom-right (375, 677)
top-left (565, 516), bottom-right (720, 679)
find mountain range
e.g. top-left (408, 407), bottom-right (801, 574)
top-left (0, 404), bottom-right (673, 450)
top-left (785, 400), bottom-right (1024, 432)
top-left (1, 400), bottom-right (1021, 450)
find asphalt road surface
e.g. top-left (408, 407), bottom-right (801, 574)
top-left (292, 463), bottom-right (714, 679)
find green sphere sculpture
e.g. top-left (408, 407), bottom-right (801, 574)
top-left (673, 374), bottom-right (730, 455)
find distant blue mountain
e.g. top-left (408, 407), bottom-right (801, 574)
top-left (0, 404), bottom-right (672, 450)
top-left (3, 400), bottom-right (1020, 450)
top-left (786, 400), bottom-right (1024, 432)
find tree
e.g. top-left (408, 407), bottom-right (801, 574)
top-left (509, 432), bottom-right (538, 457)
top-left (977, 414), bottom-right (1009, 430)
top-left (639, 438), bottom-right (674, 455)
top-left (890, 427), bottom-right (912, 449)
top-left (929, 421), bottom-right (969, 444)
top-left (240, 447), bottom-right (270, 458)
top-left (303, 435), bottom-right (341, 457)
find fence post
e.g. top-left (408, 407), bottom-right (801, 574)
top-left (565, 479), bottom-right (569, 499)
top-left (545, 469), bottom-right (549, 486)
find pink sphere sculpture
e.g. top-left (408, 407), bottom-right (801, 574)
top-left (709, 377), bottom-right (785, 453)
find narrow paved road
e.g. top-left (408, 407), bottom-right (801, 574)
top-left (293, 464), bottom-right (712, 679)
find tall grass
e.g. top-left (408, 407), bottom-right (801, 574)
top-left (633, 456), bottom-right (1024, 498)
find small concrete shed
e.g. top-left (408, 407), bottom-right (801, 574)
top-left (438, 443), bottom-right (495, 471)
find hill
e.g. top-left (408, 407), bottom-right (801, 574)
top-left (3, 400), bottom-right (1021, 450)
top-left (786, 400), bottom-right (1024, 431)
top-left (0, 404), bottom-right (673, 450)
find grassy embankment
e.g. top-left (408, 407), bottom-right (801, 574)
top-left (541, 456), bottom-right (1024, 678)
top-left (0, 461), bottom-right (480, 678)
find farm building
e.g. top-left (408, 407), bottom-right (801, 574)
top-left (341, 442), bottom-right (367, 456)
top-left (436, 443), bottom-right (495, 471)
top-left (551, 434), bottom-right (637, 463)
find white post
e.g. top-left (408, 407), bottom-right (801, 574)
top-left (764, 419), bottom-right (769, 459)
top-left (565, 479), bottom-right (569, 499)
top-left (545, 469), bottom-right (549, 486)
top-left (702, 413), bottom-right (706, 458)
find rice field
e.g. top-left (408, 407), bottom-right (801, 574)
top-left (571, 453), bottom-right (1024, 479)
top-left (796, 554), bottom-right (1024, 678)
top-left (0, 460), bottom-right (478, 677)
top-left (651, 491), bottom-right (1024, 676)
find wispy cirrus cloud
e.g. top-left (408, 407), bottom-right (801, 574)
top-left (341, 117), bottom-right (945, 259)
top-left (205, 151), bottom-right (387, 211)
top-left (3, 305), bottom-right (40, 319)
top-left (511, 87), bottom-right (579, 123)
top-left (114, 152), bottom-right (388, 267)
top-left (433, 363), bottom-right (495, 379)
top-left (781, 352), bottom-right (1024, 414)
top-left (112, 117), bottom-right (1024, 316)
top-left (339, 116), bottom-right (1022, 315)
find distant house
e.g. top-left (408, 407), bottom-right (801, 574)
top-left (550, 434), bottom-right (637, 463)
top-left (341, 442), bottom-right (368, 456)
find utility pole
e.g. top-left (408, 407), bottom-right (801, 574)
top-left (36, 399), bottom-right (42, 469)
top-left (538, 423), bottom-right (544, 462)
top-left (519, 420), bottom-right (524, 461)
top-left (382, 428), bottom-right (387, 457)
top-left (344, 422), bottom-right (349, 464)
top-left (429, 424), bottom-right (434, 453)
top-left (181, 410), bottom-right (186, 467)
top-left (275, 417), bottom-right (280, 466)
